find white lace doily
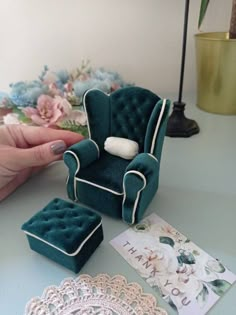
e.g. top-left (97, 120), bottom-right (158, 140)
top-left (25, 274), bottom-right (168, 315)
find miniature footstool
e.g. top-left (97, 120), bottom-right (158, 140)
top-left (21, 198), bottom-right (103, 273)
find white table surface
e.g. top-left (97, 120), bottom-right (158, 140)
top-left (0, 98), bottom-right (236, 315)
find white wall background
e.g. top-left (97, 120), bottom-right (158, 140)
top-left (0, 0), bottom-right (232, 98)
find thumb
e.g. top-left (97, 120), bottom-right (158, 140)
top-left (15, 140), bottom-right (67, 169)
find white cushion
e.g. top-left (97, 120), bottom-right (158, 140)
top-left (104, 137), bottom-right (139, 160)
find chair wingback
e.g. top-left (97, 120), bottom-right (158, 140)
top-left (83, 89), bottom-right (110, 148)
top-left (144, 98), bottom-right (170, 159)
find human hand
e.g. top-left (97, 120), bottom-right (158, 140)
top-left (0, 125), bottom-right (84, 201)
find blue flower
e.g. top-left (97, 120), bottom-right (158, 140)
top-left (73, 68), bottom-right (130, 98)
top-left (73, 79), bottom-right (98, 97)
top-left (9, 81), bottom-right (49, 107)
top-left (92, 68), bottom-right (128, 88)
top-left (2, 66), bottom-right (131, 109)
top-left (56, 69), bottom-right (70, 84)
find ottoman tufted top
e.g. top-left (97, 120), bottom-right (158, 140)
top-left (21, 198), bottom-right (102, 256)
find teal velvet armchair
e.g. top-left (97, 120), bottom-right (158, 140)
top-left (64, 87), bottom-right (170, 224)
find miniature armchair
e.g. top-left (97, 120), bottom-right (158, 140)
top-left (64, 87), bottom-right (170, 224)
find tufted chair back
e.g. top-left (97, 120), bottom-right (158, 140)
top-left (83, 87), bottom-right (162, 153)
top-left (109, 87), bottom-right (160, 151)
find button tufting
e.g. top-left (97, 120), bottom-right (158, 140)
top-left (22, 198), bottom-right (103, 255)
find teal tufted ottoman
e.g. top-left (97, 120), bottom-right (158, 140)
top-left (21, 198), bottom-right (103, 273)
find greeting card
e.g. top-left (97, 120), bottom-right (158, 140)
top-left (110, 213), bottom-right (236, 315)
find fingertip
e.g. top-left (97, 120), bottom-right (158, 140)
top-left (65, 132), bottom-right (84, 146)
top-left (50, 140), bottom-right (67, 155)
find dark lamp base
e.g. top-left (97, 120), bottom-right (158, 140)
top-left (166, 101), bottom-right (200, 137)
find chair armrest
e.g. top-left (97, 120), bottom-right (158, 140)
top-left (122, 153), bottom-right (159, 224)
top-left (125, 153), bottom-right (159, 178)
top-left (63, 139), bottom-right (99, 176)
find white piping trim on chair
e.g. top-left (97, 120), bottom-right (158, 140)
top-left (122, 170), bottom-right (147, 225)
top-left (64, 150), bottom-right (81, 201)
top-left (64, 150), bottom-right (81, 174)
top-left (83, 89), bottom-right (93, 138)
top-left (147, 153), bottom-right (158, 163)
top-left (22, 221), bottom-right (102, 257)
top-left (89, 139), bottom-right (100, 158)
top-left (83, 88), bottom-right (108, 140)
top-left (76, 177), bottom-right (124, 195)
top-left (150, 99), bottom-right (167, 155)
top-left (65, 139), bottom-right (100, 201)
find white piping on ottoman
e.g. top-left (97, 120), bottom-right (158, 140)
top-left (150, 99), bottom-right (167, 155)
top-left (76, 177), bottom-right (123, 195)
top-left (22, 221), bottom-right (102, 257)
top-left (122, 170), bottom-right (147, 225)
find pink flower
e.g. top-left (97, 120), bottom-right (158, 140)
top-left (53, 95), bottom-right (72, 116)
top-left (111, 83), bottom-right (121, 92)
top-left (48, 83), bottom-right (63, 96)
top-left (23, 95), bottom-right (72, 127)
top-left (64, 82), bottom-right (73, 93)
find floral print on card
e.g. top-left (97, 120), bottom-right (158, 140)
top-left (110, 213), bottom-right (236, 315)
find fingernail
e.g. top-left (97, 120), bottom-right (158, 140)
top-left (51, 141), bottom-right (67, 155)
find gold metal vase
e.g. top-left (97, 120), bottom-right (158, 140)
top-left (195, 32), bottom-right (236, 114)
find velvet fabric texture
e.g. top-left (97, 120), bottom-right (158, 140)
top-left (22, 198), bottom-right (103, 273)
top-left (64, 87), bottom-right (170, 224)
top-left (123, 153), bottom-right (160, 224)
top-left (64, 139), bottom-right (100, 201)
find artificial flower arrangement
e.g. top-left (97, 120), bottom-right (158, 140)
top-left (0, 62), bottom-right (130, 136)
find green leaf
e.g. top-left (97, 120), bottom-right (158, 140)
top-left (206, 260), bottom-right (226, 273)
top-left (12, 107), bottom-right (31, 123)
top-left (177, 252), bottom-right (196, 265)
top-left (196, 284), bottom-right (209, 307)
top-left (205, 267), bottom-right (211, 275)
top-left (58, 120), bottom-right (88, 136)
top-left (12, 107), bottom-right (23, 115)
top-left (198, 0), bottom-right (210, 29)
top-left (207, 280), bottom-right (231, 296)
top-left (215, 262), bottom-right (226, 273)
top-left (20, 116), bottom-right (31, 123)
top-left (159, 236), bottom-right (175, 248)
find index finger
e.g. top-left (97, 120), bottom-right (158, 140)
top-left (14, 125), bottom-right (84, 147)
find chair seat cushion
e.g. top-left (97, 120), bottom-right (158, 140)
top-left (78, 151), bottom-right (130, 194)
